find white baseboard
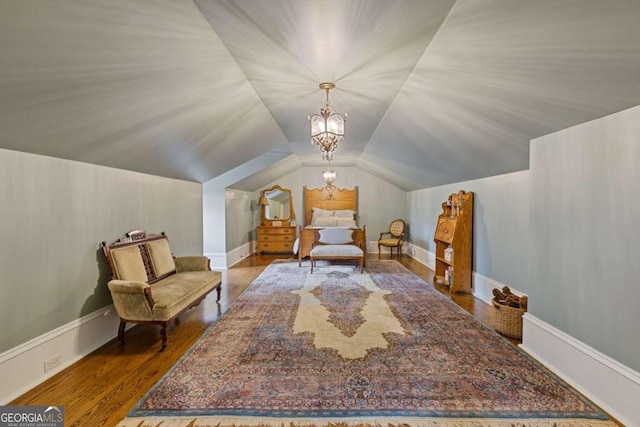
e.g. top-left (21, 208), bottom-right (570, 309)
top-left (205, 252), bottom-right (229, 270)
top-left (471, 271), bottom-right (525, 305)
top-left (0, 305), bottom-right (121, 404)
top-left (404, 243), bottom-right (433, 268)
top-left (226, 242), bottom-right (254, 268)
top-left (408, 246), bottom-right (522, 304)
top-left (520, 314), bottom-right (640, 427)
top-left (367, 240), bottom-right (376, 253)
top-left (470, 271), bottom-right (496, 304)
top-left (367, 241), bottom-right (413, 256)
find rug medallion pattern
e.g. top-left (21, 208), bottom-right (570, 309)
top-left (293, 268), bottom-right (404, 358)
top-left (122, 261), bottom-right (614, 426)
top-left (308, 271), bottom-right (373, 337)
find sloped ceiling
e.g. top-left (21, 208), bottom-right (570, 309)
top-left (1, 0), bottom-right (640, 191)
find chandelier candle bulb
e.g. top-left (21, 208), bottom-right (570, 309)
top-left (308, 82), bottom-right (346, 160)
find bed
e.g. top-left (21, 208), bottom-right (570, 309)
top-left (297, 185), bottom-right (366, 266)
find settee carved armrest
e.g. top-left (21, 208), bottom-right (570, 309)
top-left (175, 256), bottom-right (210, 272)
top-left (107, 280), bottom-right (155, 319)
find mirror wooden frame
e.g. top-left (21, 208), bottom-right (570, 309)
top-left (260, 185), bottom-right (295, 226)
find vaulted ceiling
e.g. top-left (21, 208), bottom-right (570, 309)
top-left (1, 0), bottom-right (640, 191)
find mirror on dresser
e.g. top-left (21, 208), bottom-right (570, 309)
top-left (257, 186), bottom-right (296, 254)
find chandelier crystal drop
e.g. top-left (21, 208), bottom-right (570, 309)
top-left (322, 159), bottom-right (337, 185)
top-left (308, 82), bottom-right (347, 160)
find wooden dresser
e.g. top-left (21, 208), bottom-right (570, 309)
top-left (257, 225), bottom-right (296, 254)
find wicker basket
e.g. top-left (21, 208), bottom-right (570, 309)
top-left (491, 299), bottom-right (525, 339)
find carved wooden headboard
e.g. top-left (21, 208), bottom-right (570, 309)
top-left (303, 185), bottom-right (358, 226)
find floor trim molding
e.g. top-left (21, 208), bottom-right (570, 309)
top-left (520, 313), bottom-right (640, 427)
top-left (409, 244), bottom-right (435, 270)
top-left (0, 305), bottom-right (121, 404)
top-left (471, 271), bottom-right (526, 306)
top-left (205, 252), bottom-right (229, 270)
top-left (226, 242), bottom-right (253, 268)
top-left (409, 246), bottom-right (524, 305)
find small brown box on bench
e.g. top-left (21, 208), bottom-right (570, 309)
top-left (101, 230), bottom-right (222, 351)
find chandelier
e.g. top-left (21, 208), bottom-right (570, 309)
top-left (322, 158), bottom-right (337, 199)
top-left (308, 82), bottom-right (347, 160)
top-left (322, 159), bottom-right (337, 185)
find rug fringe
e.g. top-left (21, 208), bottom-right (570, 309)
top-left (117, 416), bottom-right (617, 427)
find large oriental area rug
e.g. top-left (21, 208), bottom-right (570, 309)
top-left (119, 260), bottom-right (614, 427)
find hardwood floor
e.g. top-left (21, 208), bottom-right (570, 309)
top-left (10, 254), bottom-right (616, 426)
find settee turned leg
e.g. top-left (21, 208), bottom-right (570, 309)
top-left (117, 320), bottom-right (126, 345)
top-left (160, 325), bottom-right (168, 352)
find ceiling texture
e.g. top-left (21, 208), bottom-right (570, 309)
top-left (1, 0), bottom-right (640, 191)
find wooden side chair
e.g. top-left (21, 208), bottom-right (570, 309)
top-left (378, 219), bottom-right (406, 258)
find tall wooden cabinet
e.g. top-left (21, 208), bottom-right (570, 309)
top-left (433, 190), bottom-right (473, 294)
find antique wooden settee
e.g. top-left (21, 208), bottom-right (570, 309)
top-left (101, 230), bottom-right (221, 351)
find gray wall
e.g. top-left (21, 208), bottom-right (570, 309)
top-left (224, 188), bottom-right (255, 249)
top-left (529, 105), bottom-right (640, 372)
top-left (0, 148), bottom-right (203, 353)
top-left (203, 152), bottom-right (292, 258)
top-left (408, 105), bottom-right (640, 374)
top-left (407, 171), bottom-right (529, 289)
top-left (203, 181), bottom-right (226, 257)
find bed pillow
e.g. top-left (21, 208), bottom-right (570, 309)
top-left (312, 217), bottom-right (338, 227)
top-left (311, 207), bottom-right (336, 226)
top-left (335, 218), bottom-right (357, 228)
top-left (333, 209), bottom-right (357, 218)
top-left (312, 207), bottom-right (334, 217)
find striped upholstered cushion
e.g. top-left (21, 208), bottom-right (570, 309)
top-left (310, 244), bottom-right (363, 257)
top-left (318, 227), bottom-right (354, 245)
